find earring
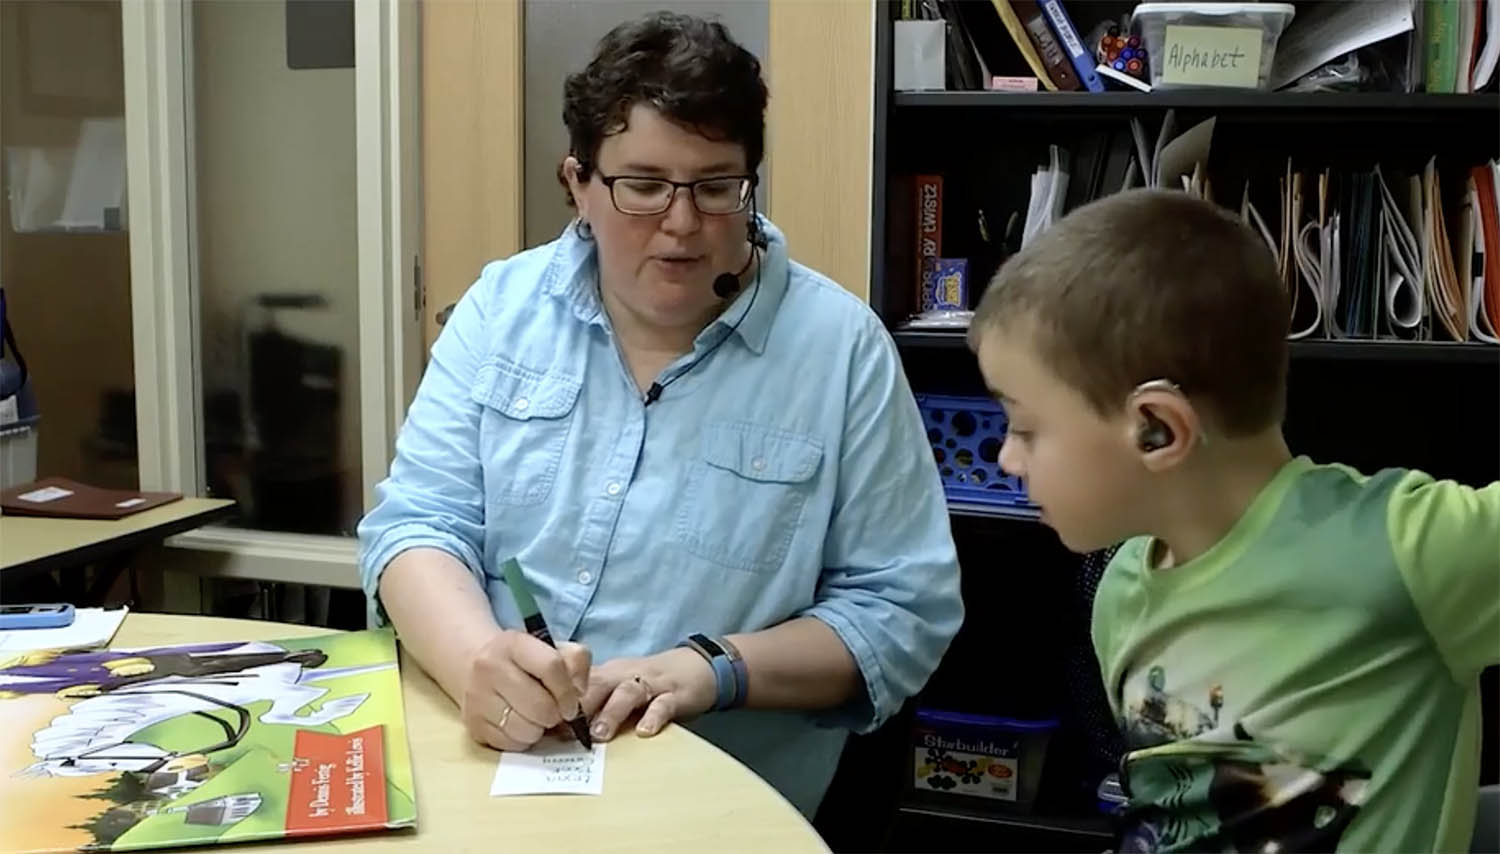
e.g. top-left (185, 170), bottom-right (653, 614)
top-left (573, 218), bottom-right (594, 241)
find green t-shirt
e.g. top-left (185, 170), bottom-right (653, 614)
top-left (1094, 457), bottom-right (1499, 852)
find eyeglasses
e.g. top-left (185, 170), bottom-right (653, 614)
top-left (596, 172), bottom-right (756, 216)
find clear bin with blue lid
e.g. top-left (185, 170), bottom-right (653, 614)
top-left (1133, 2), bottom-right (1296, 90)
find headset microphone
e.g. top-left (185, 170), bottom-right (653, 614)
top-left (712, 271), bottom-right (739, 299)
top-left (712, 243), bottom-right (760, 300)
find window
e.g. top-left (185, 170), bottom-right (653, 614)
top-left (121, 0), bottom-right (420, 588)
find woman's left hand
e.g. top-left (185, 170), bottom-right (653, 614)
top-left (581, 647), bottom-right (717, 742)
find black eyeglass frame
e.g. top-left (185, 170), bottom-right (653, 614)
top-left (590, 169), bottom-right (759, 216)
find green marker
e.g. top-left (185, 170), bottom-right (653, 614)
top-left (501, 558), bottom-right (593, 748)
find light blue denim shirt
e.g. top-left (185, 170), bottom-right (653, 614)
top-left (357, 217), bottom-right (963, 816)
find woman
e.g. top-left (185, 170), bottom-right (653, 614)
top-left (357, 11), bottom-right (962, 817)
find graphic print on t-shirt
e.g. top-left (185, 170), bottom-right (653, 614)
top-left (1117, 665), bottom-right (1372, 853)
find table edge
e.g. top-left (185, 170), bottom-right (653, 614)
top-left (1, 500), bottom-right (238, 575)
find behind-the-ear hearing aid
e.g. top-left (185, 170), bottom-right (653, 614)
top-left (1131, 378), bottom-right (1183, 452)
top-left (1137, 409), bottom-right (1174, 452)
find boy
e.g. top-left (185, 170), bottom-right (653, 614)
top-left (967, 189), bottom-right (1499, 852)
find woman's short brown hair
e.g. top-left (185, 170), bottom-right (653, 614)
top-left (968, 190), bottom-right (1290, 437)
top-left (558, 12), bottom-right (768, 206)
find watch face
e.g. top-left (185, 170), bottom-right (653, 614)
top-left (690, 633), bottom-right (726, 657)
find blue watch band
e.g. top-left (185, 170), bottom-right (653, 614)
top-left (678, 634), bottom-right (744, 711)
top-left (719, 636), bottom-right (749, 709)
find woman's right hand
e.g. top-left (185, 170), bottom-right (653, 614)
top-left (460, 628), bottom-right (591, 751)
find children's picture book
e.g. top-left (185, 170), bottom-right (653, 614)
top-left (0, 630), bottom-right (416, 853)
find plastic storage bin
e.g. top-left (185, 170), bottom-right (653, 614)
top-left (910, 708), bottom-right (1059, 812)
top-left (1133, 2), bottom-right (1295, 90)
top-left (914, 393), bottom-right (1033, 510)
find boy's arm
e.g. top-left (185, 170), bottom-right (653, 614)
top-left (1388, 473), bottom-right (1500, 681)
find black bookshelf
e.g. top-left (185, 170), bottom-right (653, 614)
top-left (829, 3), bottom-right (1500, 853)
top-left (894, 90), bottom-right (1500, 113)
top-left (893, 328), bottom-right (1500, 365)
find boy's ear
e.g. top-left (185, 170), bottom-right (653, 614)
top-left (1126, 382), bottom-right (1202, 472)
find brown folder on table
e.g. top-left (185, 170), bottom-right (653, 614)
top-left (0, 477), bottom-right (182, 520)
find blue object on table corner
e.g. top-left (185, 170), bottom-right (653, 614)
top-left (0, 603), bottom-right (76, 630)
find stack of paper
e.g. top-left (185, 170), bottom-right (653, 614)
top-left (1243, 156), bottom-right (1497, 345)
top-left (1021, 145), bottom-right (1070, 248)
top-left (1129, 110), bottom-right (1216, 197)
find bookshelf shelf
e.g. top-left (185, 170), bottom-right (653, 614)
top-left (896, 803), bottom-right (1114, 840)
top-left (948, 500), bottom-right (1041, 522)
top-left (893, 328), bottom-right (1500, 364)
top-left (893, 91), bottom-right (1500, 114)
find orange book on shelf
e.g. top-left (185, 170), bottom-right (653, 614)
top-left (1424, 160), bottom-right (1469, 341)
top-left (1473, 162), bottom-right (1500, 335)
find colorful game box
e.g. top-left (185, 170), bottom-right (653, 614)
top-left (911, 708), bottom-right (1056, 810)
top-left (919, 258), bottom-right (968, 312)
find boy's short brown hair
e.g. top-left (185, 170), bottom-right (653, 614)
top-left (968, 189), bottom-right (1289, 436)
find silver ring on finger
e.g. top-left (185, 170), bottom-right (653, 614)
top-left (498, 704), bottom-right (513, 731)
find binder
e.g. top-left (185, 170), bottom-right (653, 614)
top-left (1, 477), bottom-right (182, 520)
top-left (1040, 0), bottom-right (1105, 92)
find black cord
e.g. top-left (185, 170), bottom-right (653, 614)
top-left (644, 244), bottom-right (761, 407)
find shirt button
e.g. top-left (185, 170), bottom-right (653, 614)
top-left (605, 481), bottom-right (622, 496)
top-left (751, 457), bottom-right (766, 472)
top-left (513, 397), bottom-right (529, 412)
top-left (577, 570), bottom-right (593, 585)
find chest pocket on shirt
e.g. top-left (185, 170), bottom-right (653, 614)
top-left (675, 421), bottom-right (824, 574)
top-left (472, 357), bottom-right (581, 506)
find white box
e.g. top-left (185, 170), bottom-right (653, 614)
top-left (894, 20), bottom-right (946, 92)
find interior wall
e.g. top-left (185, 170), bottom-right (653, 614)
top-left (521, 0), bottom-right (769, 250)
top-left (0, 0), bottom-right (136, 489)
top-left (766, 0), bottom-right (874, 299)
top-left (419, 0), bottom-right (874, 358)
top-left (191, 0), bottom-right (361, 524)
top-left (421, 0), bottom-right (523, 350)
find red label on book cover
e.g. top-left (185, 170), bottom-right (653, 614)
top-left (284, 725), bottom-right (390, 834)
top-left (915, 175), bottom-right (943, 297)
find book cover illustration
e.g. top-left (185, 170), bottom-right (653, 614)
top-left (0, 630), bottom-right (416, 852)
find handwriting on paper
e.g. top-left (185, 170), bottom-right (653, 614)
top-left (490, 736), bottom-right (605, 796)
top-left (1162, 25), bottom-right (1263, 88)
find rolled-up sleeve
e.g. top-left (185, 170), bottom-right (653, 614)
top-left (356, 263), bottom-right (501, 624)
top-left (799, 319), bottom-right (964, 733)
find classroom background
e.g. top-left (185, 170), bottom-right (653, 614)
top-left (0, 1), bottom-right (1495, 852)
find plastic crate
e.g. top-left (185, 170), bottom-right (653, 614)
top-left (914, 393), bottom-right (1033, 508)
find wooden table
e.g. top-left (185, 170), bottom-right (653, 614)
top-left (113, 613), bottom-right (830, 853)
top-left (0, 498), bottom-right (235, 600)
